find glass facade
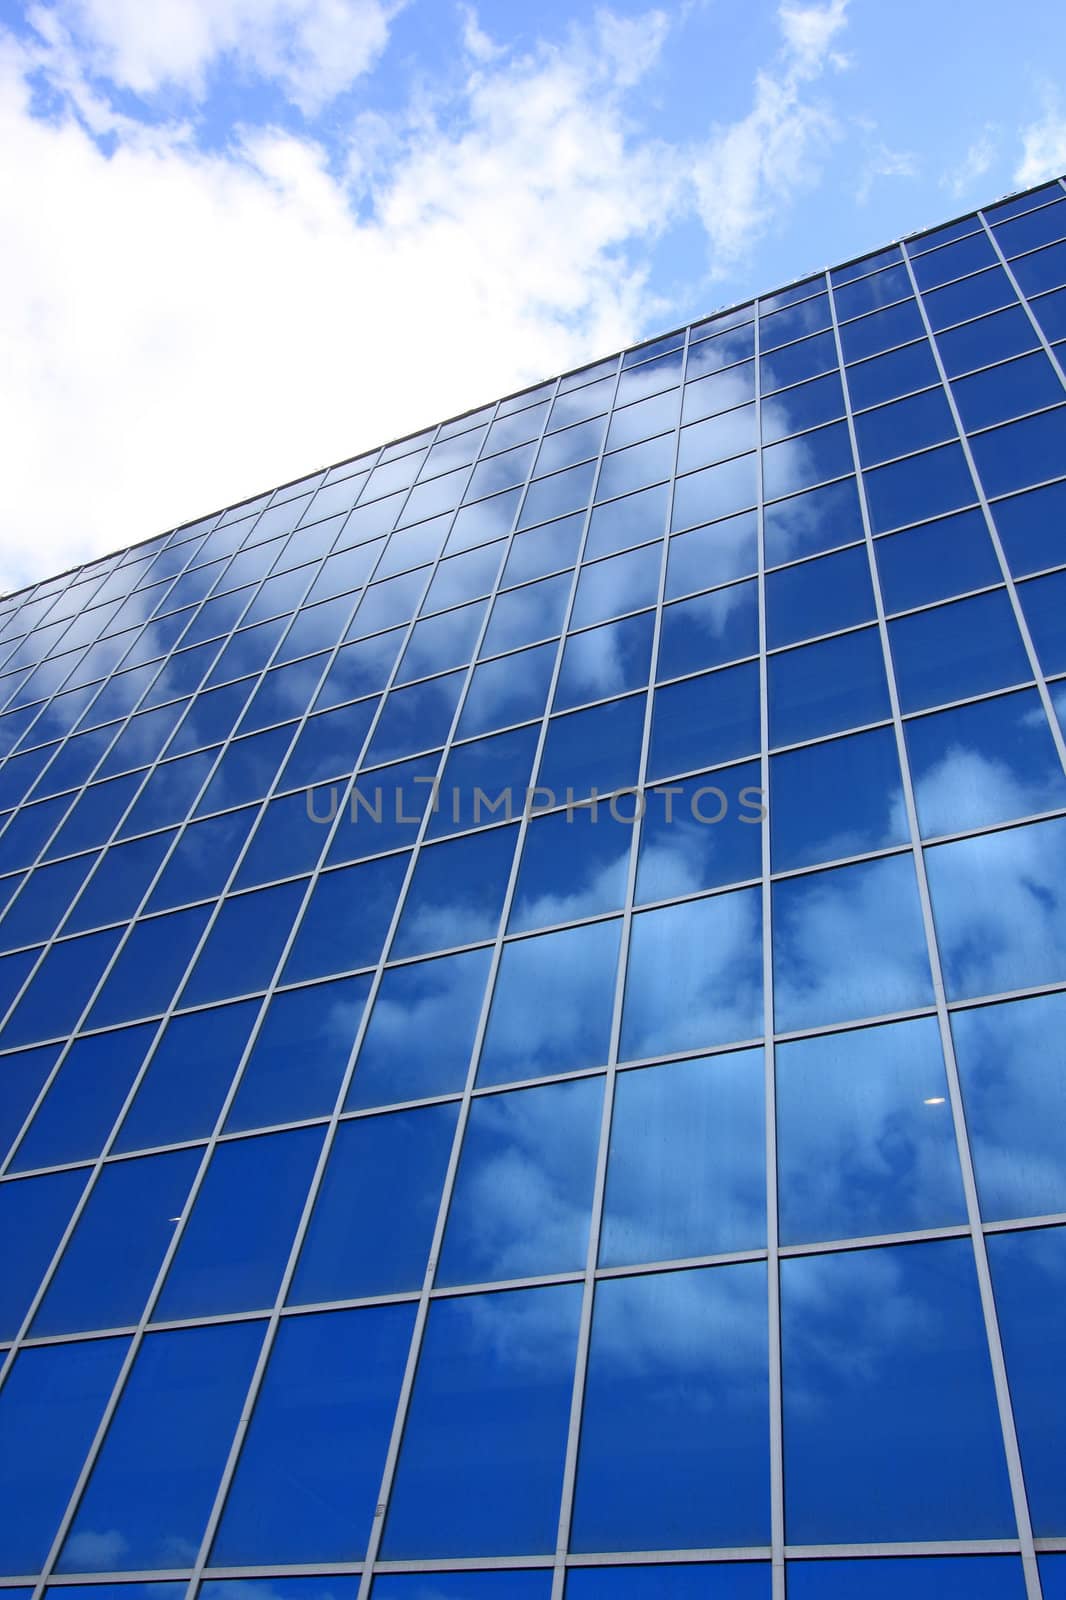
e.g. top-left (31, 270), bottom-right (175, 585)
top-left (1, 178), bottom-right (1066, 1599)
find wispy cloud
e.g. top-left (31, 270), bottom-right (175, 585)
top-left (1015, 97), bottom-right (1066, 188)
top-left (690, 0), bottom-right (851, 266)
top-left (946, 125), bottom-right (998, 199)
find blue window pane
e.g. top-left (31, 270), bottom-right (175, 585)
top-left (834, 262), bottom-right (911, 318)
top-left (0, 853), bottom-right (98, 949)
top-left (600, 1049), bottom-right (765, 1266)
top-left (846, 338), bottom-right (940, 410)
top-left (889, 590), bottom-right (1030, 712)
top-left (535, 418), bottom-right (606, 477)
top-left (11, 1025), bottom-right (153, 1172)
top-left (180, 883), bottom-right (302, 1007)
top-left (347, 947), bottom-right (492, 1109)
top-left (205, 618), bottom-right (286, 687)
top-left (770, 725), bottom-right (907, 871)
top-left (908, 689), bottom-right (1066, 837)
top-left (1010, 238), bottom-right (1066, 296)
top-left (315, 628), bottom-right (403, 709)
top-left (763, 420), bottom-right (853, 500)
top-left (875, 507), bottom-right (1001, 611)
top-left (31, 1149), bottom-right (200, 1336)
top-left (381, 1284), bottom-right (582, 1557)
top-left (481, 573), bottom-right (571, 655)
top-left (988, 1225), bottom-right (1066, 1535)
top-left (782, 1239), bottom-right (1013, 1541)
top-left (0, 1337), bottom-right (128, 1577)
top-left (114, 1001), bottom-right (257, 1152)
top-left (953, 992), bottom-right (1066, 1221)
top-left (378, 1578), bottom-right (550, 1600)
top-left (687, 324), bottom-right (754, 378)
top-left (285, 854), bottom-right (409, 979)
top-left (225, 975), bottom-right (371, 1132)
top-left (537, 695), bottom-right (645, 802)
top-left (760, 330), bottom-right (837, 393)
top-left (991, 480), bottom-right (1066, 577)
top-left (391, 827), bottom-right (516, 958)
top-left (615, 349), bottom-right (682, 405)
top-left (761, 292), bottom-right (830, 348)
top-left (649, 662), bottom-right (760, 780)
top-left (147, 808), bottom-right (255, 910)
top-left (326, 757), bottom-right (438, 869)
top-left (763, 477), bottom-right (865, 567)
top-left (154, 1127), bottom-right (322, 1319)
top-left (422, 540), bottom-right (504, 611)
top-left (596, 435), bottom-right (675, 501)
top-left (556, 613), bottom-right (654, 709)
top-left (291, 1105), bottom-right (457, 1302)
top-left (658, 581), bottom-right (758, 678)
top-left (427, 725), bottom-right (539, 836)
top-left (924, 265), bottom-right (1015, 330)
top-left (774, 854), bottom-right (932, 1032)
top-left (233, 787), bottom-right (333, 887)
top-left (212, 1305), bottom-right (415, 1564)
top-left (57, 1321), bottom-right (264, 1572)
top-left (279, 699), bottom-right (377, 789)
top-left (510, 804), bottom-right (632, 933)
top-left (397, 601), bottom-right (486, 684)
top-left (447, 487), bottom-right (522, 553)
top-left (570, 543), bottom-right (660, 630)
top-left (457, 641), bottom-right (556, 738)
top-left (0, 1168), bottom-right (87, 1337)
top-left (2, 928), bottom-right (122, 1049)
top-left (1019, 569), bottom-right (1066, 674)
top-left (586, 484), bottom-right (668, 559)
top-left (761, 370), bottom-right (844, 444)
top-left (502, 512), bottom-right (584, 586)
top-left (777, 1016), bottom-right (964, 1245)
top-left (193, 726), bottom-right (291, 816)
top-left (166, 686), bottom-right (250, 761)
top-left (768, 627), bottom-right (890, 747)
top-left (636, 762), bottom-right (763, 901)
top-left (937, 305), bottom-right (1038, 377)
top-left (517, 462), bottom-right (595, 529)
top-left (911, 229), bottom-right (995, 288)
top-left (854, 387), bottom-right (956, 469)
top-left (926, 816), bottom-right (1066, 998)
top-left (439, 1075), bottom-right (603, 1284)
top-left (347, 571), bottom-right (428, 640)
top-left (477, 919), bottom-right (621, 1088)
top-left (864, 442), bottom-right (976, 534)
top-left (66, 833), bottom-right (173, 932)
top-left (363, 671), bottom-right (464, 766)
top-left (786, 1557), bottom-right (1026, 1599)
top-left (953, 349), bottom-right (1064, 431)
top-left (572, 1264), bottom-right (769, 1551)
top-left (970, 408), bottom-right (1066, 499)
top-left (204, 1582), bottom-right (355, 1600)
top-left (44, 772), bottom-right (143, 859)
top-left (672, 454), bottom-right (758, 532)
top-left (1045, 1556), bottom-right (1066, 1599)
top-left (0, 1041), bottom-right (61, 1167)
top-left (839, 299), bottom-right (924, 362)
top-left (1031, 283), bottom-right (1066, 342)
top-left (622, 890), bottom-right (762, 1060)
top-left (677, 406), bottom-right (757, 475)
top-left (682, 360), bottom-right (755, 424)
top-left (996, 197), bottom-right (1066, 255)
top-left (766, 546), bottom-right (874, 648)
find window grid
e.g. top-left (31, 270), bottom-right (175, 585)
top-left (0, 177), bottom-right (1065, 1597)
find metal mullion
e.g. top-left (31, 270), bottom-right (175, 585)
top-left (549, 331), bottom-right (690, 1600)
top-left (826, 270), bottom-right (1044, 1600)
top-left (14, 428), bottom-right (444, 1598)
top-left (753, 294), bottom-right (786, 1600)
top-left (178, 395), bottom-right (544, 1599)
top-left (348, 363), bottom-right (625, 1600)
top-left (899, 241), bottom-right (1066, 786)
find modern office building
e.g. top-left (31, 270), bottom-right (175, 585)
top-left (1, 176), bottom-right (1066, 1600)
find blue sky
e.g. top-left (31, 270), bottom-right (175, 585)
top-left (0, 0), bottom-right (1065, 590)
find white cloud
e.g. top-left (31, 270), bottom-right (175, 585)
top-left (946, 125), bottom-right (997, 199)
top-left (855, 138), bottom-right (916, 205)
top-left (0, 11), bottom-right (677, 593)
top-left (690, 0), bottom-right (850, 265)
top-left (33, 0), bottom-right (398, 113)
top-left (1015, 100), bottom-right (1066, 189)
